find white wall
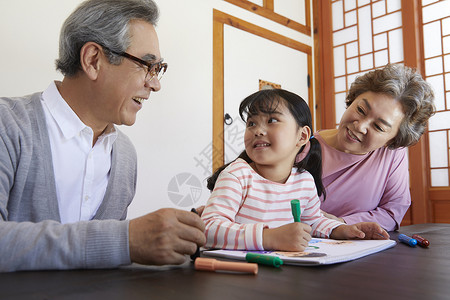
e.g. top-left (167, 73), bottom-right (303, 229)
top-left (0, 0), bottom-right (313, 219)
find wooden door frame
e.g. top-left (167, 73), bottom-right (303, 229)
top-left (223, 0), bottom-right (311, 36)
top-left (212, 9), bottom-right (313, 171)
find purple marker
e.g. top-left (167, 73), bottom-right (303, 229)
top-left (398, 234), bottom-right (417, 247)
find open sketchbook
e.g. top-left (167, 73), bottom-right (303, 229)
top-left (202, 238), bottom-right (396, 266)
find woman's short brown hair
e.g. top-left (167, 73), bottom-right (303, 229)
top-left (346, 64), bottom-right (435, 148)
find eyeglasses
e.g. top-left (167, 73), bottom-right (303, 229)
top-left (102, 46), bottom-right (168, 82)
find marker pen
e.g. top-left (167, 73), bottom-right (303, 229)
top-left (195, 258), bottom-right (258, 275)
top-left (246, 253), bottom-right (283, 268)
top-left (398, 234), bottom-right (417, 247)
top-left (190, 208), bottom-right (201, 261)
top-left (291, 199), bottom-right (301, 222)
top-left (412, 234), bottom-right (430, 247)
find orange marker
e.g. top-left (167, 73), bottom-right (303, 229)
top-left (194, 258), bottom-right (258, 275)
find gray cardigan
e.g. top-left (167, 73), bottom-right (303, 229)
top-left (0, 92), bottom-right (137, 272)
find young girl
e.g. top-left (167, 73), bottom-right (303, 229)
top-left (202, 89), bottom-right (389, 251)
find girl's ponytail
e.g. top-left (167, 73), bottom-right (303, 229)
top-left (294, 137), bottom-right (326, 200)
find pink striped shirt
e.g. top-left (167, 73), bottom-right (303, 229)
top-left (202, 159), bottom-right (343, 250)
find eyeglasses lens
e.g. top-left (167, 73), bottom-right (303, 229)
top-left (146, 63), bottom-right (167, 81)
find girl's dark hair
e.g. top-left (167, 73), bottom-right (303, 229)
top-left (207, 88), bottom-right (326, 199)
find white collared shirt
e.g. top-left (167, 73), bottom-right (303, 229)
top-left (41, 82), bottom-right (118, 224)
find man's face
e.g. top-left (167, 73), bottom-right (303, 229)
top-left (95, 19), bottom-right (162, 127)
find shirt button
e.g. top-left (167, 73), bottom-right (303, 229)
top-left (84, 195), bottom-right (89, 201)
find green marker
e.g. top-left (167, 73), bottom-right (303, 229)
top-left (291, 199), bottom-right (301, 222)
top-left (245, 253), bottom-right (283, 268)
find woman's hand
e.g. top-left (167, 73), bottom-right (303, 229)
top-left (263, 223), bottom-right (312, 251)
top-left (330, 222), bottom-right (389, 240)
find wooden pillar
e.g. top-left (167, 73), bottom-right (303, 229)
top-left (212, 10), bottom-right (225, 172)
top-left (315, 0), bottom-right (335, 130)
top-left (401, 0), bottom-right (431, 224)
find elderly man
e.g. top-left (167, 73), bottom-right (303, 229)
top-left (0, 0), bottom-right (205, 272)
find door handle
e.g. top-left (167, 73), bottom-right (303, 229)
top-left (224, 113), bottom-right (233, 125)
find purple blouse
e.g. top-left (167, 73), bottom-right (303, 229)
top-left (298, 133), bottom-right (411, 231)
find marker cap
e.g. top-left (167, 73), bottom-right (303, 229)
top-left (398, 234), bottom-right (417, 247)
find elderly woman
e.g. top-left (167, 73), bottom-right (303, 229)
top-left (303, 64), bottom-right (435, 231)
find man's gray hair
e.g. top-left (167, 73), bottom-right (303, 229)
top-left (56, 0), bottom-right (159, 76)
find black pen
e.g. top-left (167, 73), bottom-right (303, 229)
top-left (190, 208), bottom-right (201, 261)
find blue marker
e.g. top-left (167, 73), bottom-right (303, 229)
top-left (398, 234), bottom-right (417, 247)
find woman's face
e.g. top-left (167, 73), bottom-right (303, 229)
top-left (336, 91), bottom-right (405, 155)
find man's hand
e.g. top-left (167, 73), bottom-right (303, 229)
top-left (128, 208), bottom-right (206, 265)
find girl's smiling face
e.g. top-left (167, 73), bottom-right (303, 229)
top-left (244, 100), bottom-right (308, 171)
top-left (336, 91), bottom-right (405, 155)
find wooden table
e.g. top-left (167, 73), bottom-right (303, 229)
top-left (1, 223), bottom-right (449, 300)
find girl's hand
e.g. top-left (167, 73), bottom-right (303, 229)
top-left (262, 223), bottom-right (312, 251)
top-left (330, 222), bottom-right (390, 240)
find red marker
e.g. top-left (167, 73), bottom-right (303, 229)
top-left (412, 234), bottom-right (430, 247)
